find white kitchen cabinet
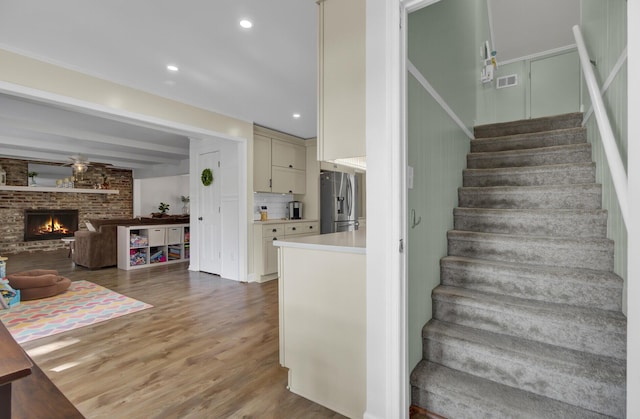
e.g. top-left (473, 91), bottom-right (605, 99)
top-left (253, 220), bottom-right (319, 282)
top-left (263, 236), bottom-right (280, 275)
top-left (263, 224), bottom-right (283, 276)
top-left (253, 126), bottom-right (307, 194)
top-left (272, 139), bottom-right (306, 170)
top-left (317, 0), bottom-right (366, 161)
top-left (253, 134), bottom-right (272, 192)
top-left (271, 166), bottom-right (306, 194)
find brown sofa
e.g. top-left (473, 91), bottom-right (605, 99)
top-left (73, 216), bottom-right (189, 269)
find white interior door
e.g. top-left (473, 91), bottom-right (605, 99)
top-left (198, 151), bottom-right (221, 275)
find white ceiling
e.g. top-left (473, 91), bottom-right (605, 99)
top-left (489, 0), bottom-right (580, 63)
top-left (0, 0), bottom-right (579, 173)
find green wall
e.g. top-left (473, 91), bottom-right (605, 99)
top-left (407, 0), bottom-right (484, 371)
top-left (581, 0), bottom-right (628, 313)
top-left (408, 0), bottom-right (483, 132)
top-left (476, 50), bottom-right (581, 125)
top-left (407, 75), bottom-right (469, 371)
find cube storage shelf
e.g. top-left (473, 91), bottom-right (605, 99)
top-left (117, 224), bottom-right (190, 270)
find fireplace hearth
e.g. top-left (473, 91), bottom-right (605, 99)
top-left (24, 209), bottom-right (78, 241)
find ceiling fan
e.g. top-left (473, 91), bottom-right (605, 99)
top-left (64, 155), bottom-right (90, 177)
top-left (63, 155), bottom-right (110, 180)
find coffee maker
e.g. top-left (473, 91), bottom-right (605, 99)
top-left (287, 201), bottom-right (303, 219)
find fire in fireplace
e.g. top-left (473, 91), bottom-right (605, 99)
top-left (24, 209), bottom-right (79, 241)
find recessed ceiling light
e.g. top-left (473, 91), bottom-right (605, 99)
top-left (167, 65), bottom-right (179, 72)
top-left (240, 19), bottom-right (253, 29)
top-left (292, 113), bottom-right (301, 119)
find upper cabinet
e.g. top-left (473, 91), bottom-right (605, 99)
top-left (254, 134), bottom-right (273, 193)
top-left (253, 126), bottom-right (307, 195)
top-left (272, 139), bottom-right (306, 171)
top-left (317, 0), bottom-right (366, 162)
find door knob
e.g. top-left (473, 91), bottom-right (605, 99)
top-left (198, 217), bottom-right (203, 221)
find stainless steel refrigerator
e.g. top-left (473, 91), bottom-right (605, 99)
top-left (320, 170), bottom-right (359, 234)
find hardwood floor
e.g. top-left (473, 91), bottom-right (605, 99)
top-left (5, 250), bottom-right (346, 418)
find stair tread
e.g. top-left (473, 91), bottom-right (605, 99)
top-left (441, 255), bottom-right (622, 311)
top-left (441, 255), bottom-right (622, 288)
top-left (459, 183), bottom-right (600, 192)
top-left (453, 207), bottom-right (609, 238)
top-left (454, 207), bottom-right (608, 218)
top-left (425, 319), bottom-right (625, 374)
top-left (468, 142), bottom-right (591, 158)
top-left (464, 161), bottom-right (595, 175)
top-left (458, 183), bottom-right (602, 210)
top-left (474, 114), bottom-right (583, 138)
top-left (411, 360), bottom-right (613, 419)
top-left (472, 126), bottom-right (585, 142)
top-left (433, 285), bottom-right (627, 330)
top-left (448, 229), bottom-right (613, 248)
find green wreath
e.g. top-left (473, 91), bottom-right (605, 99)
top-left (201, 168), bottom-right (213, 186)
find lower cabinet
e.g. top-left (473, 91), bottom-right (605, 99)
top-left (117, 224), bottom-right (190, 270)
top-left (253, 221), bottom-right (319, 282)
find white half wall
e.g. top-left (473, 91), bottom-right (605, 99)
top-left (133, 175), bottom-right (190, 217)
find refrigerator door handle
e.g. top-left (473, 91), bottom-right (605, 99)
top-left (346, 176), bottom-right (353, 217)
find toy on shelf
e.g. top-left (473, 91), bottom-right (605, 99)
top-left (129, 249), bottom-right (147, 266)
top-left (149, 250), bottom-right (166, 264)
top-left (129, 233), bottom-right (148, 247)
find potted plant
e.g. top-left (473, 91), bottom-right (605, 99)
top-left (158, 202), bottom-right (170, 214)
top-left (28, 171), bottom-right (38, 186)
top-left (181, 196), bottom-right (190, 214)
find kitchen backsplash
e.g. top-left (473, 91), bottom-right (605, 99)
top-left (253, 192), bottom-right (294, 220)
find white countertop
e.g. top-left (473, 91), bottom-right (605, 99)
top-left (253, 218), bottom-right (318, 225)
top-left (273, 228), bottom-right (366, 254)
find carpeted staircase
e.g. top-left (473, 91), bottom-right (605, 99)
top-left (410, 113), bottom-right (627, 418)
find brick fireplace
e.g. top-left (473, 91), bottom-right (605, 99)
top-left (0, 158), bottom-right (133, 254)
top-left (24, 209), bottom-right (79, 241)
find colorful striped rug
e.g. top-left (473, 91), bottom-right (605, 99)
top-left (0, 280), bottom-right (152, 344)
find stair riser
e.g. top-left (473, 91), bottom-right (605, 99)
top-left (411, 388), bottom-right (466, 419)
top-left (463, 166), bottom-right (595, 187)
top-left (474, 114), bottom-right (583, 138)
top-left (423, 335), bottom-right (625, 418)
top-left (411, 361), bottom-right (614, 419)
top-left (458, 186), bottom-right (602, 210)
top-left (411, 388), bottom-right (491, 419)
top-left (441, 262), bottom-right (622, 311)
top-left (447, 236), bottom-right (614, 271)
top-left (453, 211), bottom-right (608, 238)
top-left (471, 129), bottom-right (586, 153)
top-left (467, 145), bottom-right (592, 169)
top-left (432, 298), bottom-right (626, 359)
top-left (411, 387), bottom-right (609, 419)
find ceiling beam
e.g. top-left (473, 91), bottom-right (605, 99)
top-left (0, 146), bottom-right (151, 170)
top-left (0, 135), bottom-right (184, 166)
top-left (0, 115), bottom-right (189, 156)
